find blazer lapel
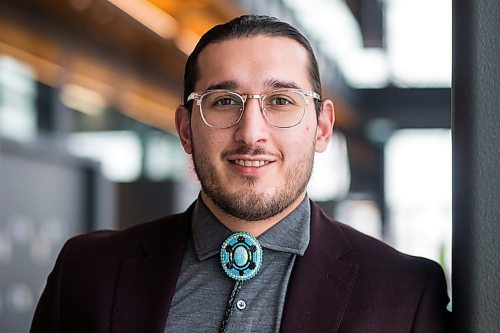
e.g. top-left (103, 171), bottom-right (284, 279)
top-left (111, 211), bottom-right (192, 333)
top-left (281, 202), bottom-right (359, 333)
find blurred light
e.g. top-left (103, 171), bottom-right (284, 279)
top-left (386, 0), bottom-right (452, 87)
top-left (144, 131), bottom-right (188, 181)
top-left (283, 0), bottom-right (389, 88)
top-left (385, 129), bottom-right (451, 268)
top-left (39, 218), bottom-right (65, 244)
top-left (386, 129), bottom-right (451, 205)
top-left (30, 236), bottom-right (52, 264)
top-left (0, 231), bottom-right (13, 264)
top-left (339, 48), bottom-right (389, 88)
top-left (279, 0), bottom-right (451, 88)
top-left (120, 91), bottom-right (177, 131)
top-left (335, 199), bottom-right (382, 240)
top-left (0, 41), bottom-right (63, 86)
top-left (175, 29), bottom-right (200, 55)
top-left (308, 133), bottom-right (351, 201)
top-left (60, 84), bottom-right (107, 116)
top-left (6, 215), bottom-right (35, 244)
top-left (0, 56), bottom-right (37, 141)
top-left (106, 0), bottom-right (179, 39)
top-left (67, 131), bottom-right (143, 182)
top-left (5, 283), bottom-right (34, 313)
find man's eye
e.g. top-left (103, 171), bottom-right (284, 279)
top-left (267, 96), bottom-right (294, 106)
top-left (215, 97), bottom-right (238, 105)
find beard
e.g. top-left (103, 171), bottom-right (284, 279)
top-left (191, 138), bottom-right (315, 221)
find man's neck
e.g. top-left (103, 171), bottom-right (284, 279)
top-left (200, 191), bottom-right (306, 237)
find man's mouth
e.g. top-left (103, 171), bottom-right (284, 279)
top-left (232, 159), bottom-right (271, 167)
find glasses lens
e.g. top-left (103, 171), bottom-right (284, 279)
top-left (262, 90), bottom-right (306, 127)
top-left (200, 91), bottom-right (244, 128)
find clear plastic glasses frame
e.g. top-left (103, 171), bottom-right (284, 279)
top-left (187, 89), bottom-right (321, 129)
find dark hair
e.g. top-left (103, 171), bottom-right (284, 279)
top-left (182, 15), bottom-right (322, 111)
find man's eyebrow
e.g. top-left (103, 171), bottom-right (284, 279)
top-left (205, 80), bottom-right (238, 91)
top-left (205, 79), bottom-right (301, 91)
top-left (265, 79), bottom-right (301, 90)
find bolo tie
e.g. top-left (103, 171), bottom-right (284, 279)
top-left (218, 232), bottom-right (263, 333)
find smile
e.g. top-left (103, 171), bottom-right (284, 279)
top-left (233, 159), bottom-right (271, 167)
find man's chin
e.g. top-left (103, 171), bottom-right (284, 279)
top-left (205, 188), bottom-right (294, 222)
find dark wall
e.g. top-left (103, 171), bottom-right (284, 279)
top-left (0, 139), bottom-right (107, 333)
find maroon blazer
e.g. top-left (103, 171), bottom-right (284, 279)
top-left (31, 201), bottom-right (450, 332)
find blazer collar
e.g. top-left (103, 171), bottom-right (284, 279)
top-left (280, 201), bottom-right (359, 333)
top-left (111, 205), bottom-right (194, 333)
top-left (109, 201), bottom-right (358, 333)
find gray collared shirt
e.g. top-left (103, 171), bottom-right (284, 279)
top-left (164, 196), bottom-right (310, 333)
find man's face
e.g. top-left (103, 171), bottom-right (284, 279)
top-left (177, 36), bottom-right (333, 221)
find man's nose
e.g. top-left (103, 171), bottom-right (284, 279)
top-left (233, 98), bottom-right (270, 145)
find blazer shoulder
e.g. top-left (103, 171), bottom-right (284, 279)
top-left (311, 201), bottom-right (443, 278)
top-left (335, 218), bottom-right (451, 330)
top-left (343, 220), bottom-right (442, 273)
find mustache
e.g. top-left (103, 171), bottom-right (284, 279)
top-left (221, 145), bottom-right (282, 159)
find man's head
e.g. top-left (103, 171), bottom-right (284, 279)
top-left (176, 15), bottom-right (334, 223)
top-left (182, 15), bottom-right (322, 112)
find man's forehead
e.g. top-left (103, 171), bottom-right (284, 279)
top-left (195, 36), bottom-right (311, 91)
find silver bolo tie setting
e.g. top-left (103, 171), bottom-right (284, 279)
top-left (220, 232), bottom-right (263, 281)
top-left (218, 232), bottom-right (263, 332)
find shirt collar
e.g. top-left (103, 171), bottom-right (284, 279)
top-left (192, 195), bottom-right (310, 261)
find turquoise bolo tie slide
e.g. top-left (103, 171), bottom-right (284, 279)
top-left (220, 232), bottom-right (263, 281)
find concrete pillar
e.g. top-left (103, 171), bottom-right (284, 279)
top-left (452, 0), bottom-right (500, 332)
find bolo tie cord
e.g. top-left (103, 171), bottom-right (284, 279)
top-left (218, 281), bottom-right (243, 333)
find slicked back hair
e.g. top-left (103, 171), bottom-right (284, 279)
top-left (182, 15), bottom-right (322, 113)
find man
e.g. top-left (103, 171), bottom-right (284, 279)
top-left (31, 15), bottom-right (450, 332)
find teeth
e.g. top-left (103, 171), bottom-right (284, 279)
top-left (234, 159), bottom-right (269, 167)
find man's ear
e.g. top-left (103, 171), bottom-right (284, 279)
top-left (315, 99), bottom-right (335, 153)
top-left (175, 105), bottom-right (193, 154)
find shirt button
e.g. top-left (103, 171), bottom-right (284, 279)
top-left (236, 300), bottom-right (246, 310)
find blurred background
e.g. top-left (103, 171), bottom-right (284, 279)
top-left (0, 0), bottom-right (451, 331)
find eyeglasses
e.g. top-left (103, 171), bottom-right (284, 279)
top-left (187, 89), bottom-right (321, 129)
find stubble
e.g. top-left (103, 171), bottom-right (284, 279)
top-left (191, 138), bottom-right (315, 221)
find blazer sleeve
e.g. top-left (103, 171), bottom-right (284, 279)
top-left (30, 238), bottom-right (73, 333)
top-left (412, 260), bottom-right (451, 333)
